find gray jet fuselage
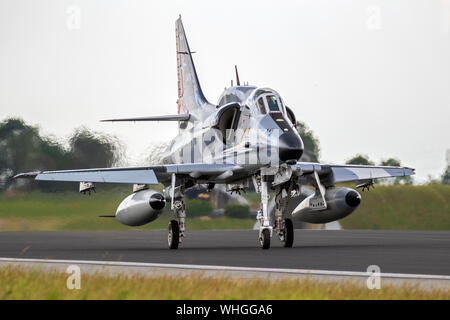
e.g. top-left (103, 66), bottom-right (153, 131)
top-left (162, 86), bottom-right (304, 179)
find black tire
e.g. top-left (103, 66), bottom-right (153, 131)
top-left (168, 220), bottom-right (180, 249)
top-left (283, 218), bottom-right (294, 248)
top-left (259, 228), bottom-right (271, 250)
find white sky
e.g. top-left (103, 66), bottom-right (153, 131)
top-left (1, 0), bottom-right (449, 183)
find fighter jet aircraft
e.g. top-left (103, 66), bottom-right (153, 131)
top-left (15, 17), bottom-right (415, 249)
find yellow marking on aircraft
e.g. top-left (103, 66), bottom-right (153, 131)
top-left (237, 128), bottom-right (248, 150)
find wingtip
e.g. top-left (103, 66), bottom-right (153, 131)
top-left (13, 171), bottom-right (41, 179)
top-left (403, 167), bottom-right (416, 176)
top-left (100, 118), bottom-right (128, 122)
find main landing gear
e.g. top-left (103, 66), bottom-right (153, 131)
top-left (168, 199), bottom-right (185, 249)
top-left (168, 219), bottom-right (180, 249)
top-left (166, 172), bottom-right (298, 250)
top-left (274, 186), bottom-right (294, 248)
top-left (278, 218), bottom-right (294, 248)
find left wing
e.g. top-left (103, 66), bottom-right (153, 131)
top-left (293, 162), bottom-right (415, 185)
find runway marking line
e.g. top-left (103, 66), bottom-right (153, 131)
top-left (0, 257), bottom-right (449, 281)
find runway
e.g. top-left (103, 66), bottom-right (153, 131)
top-left (0, 229), bottom-right (449, 276)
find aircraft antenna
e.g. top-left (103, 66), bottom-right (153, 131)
top-left (235, 65), bottom-right (241, 86)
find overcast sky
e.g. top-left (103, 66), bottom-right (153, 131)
top-left (1, 0), bottom-right (449, 182)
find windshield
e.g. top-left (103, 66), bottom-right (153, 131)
top-left (248, 88), bottom-right (285, 116)
top-left (266, 95), bottom-right (280, 112)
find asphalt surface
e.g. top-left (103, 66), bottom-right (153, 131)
top-left (0, 230), bottom-right (449, 276)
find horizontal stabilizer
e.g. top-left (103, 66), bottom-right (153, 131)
top-left (100, 113), bottom-right (190, 122)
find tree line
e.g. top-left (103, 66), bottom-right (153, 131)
top-left (296, 122), bottom-right (448, 185)
top-left (0, 118), bottom-right (123, 191)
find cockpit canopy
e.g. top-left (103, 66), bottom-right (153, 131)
top-left (217, 87), bottom-right (291, 120)
top-left (250, 89), bottom-right (286, 116)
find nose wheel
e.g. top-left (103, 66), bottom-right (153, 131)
top-left (259, 228), bottom-right (271, 249)
top-left (168, 220), bottom-right (180, 249)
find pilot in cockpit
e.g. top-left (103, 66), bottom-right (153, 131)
top-left (257, 97), bottom-right (266, 114)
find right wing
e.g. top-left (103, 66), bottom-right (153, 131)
top-left (14, 163), bottom-right (259, 186)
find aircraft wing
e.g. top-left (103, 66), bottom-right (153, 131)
top-left (14, 163), bottom-right (257, 185)
top-left (15, 162), bottom-right (414, 187)
top-left (293, 162), bottom-right (415, 184)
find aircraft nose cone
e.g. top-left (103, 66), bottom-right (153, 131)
top-left (278, 132), bottom-right (303, 162)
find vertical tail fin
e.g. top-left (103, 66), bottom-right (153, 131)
top-left (175, 16), bottom-right (209, 114)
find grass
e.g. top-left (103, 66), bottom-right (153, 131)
top-left (0, 190), bottom-right (254, 231)
top-left (0, 266), bottom-right (448, 300)
top-left (339, 184), bottom-right (450, 230)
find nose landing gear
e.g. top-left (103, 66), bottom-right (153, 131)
top-left (259, 228), bottom-right (271, 249)
top-left (257, 175), bottom-right (273, 250)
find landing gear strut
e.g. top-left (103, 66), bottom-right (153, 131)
top-left (257, 175), bottom-right (273, 249)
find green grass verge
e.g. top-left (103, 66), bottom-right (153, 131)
top-left (339, 184), bottom-right (450, 230)
top-left (0, 266), bottom-right (448, 300)
top-left (0, 190), bottom-right (253, 231)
